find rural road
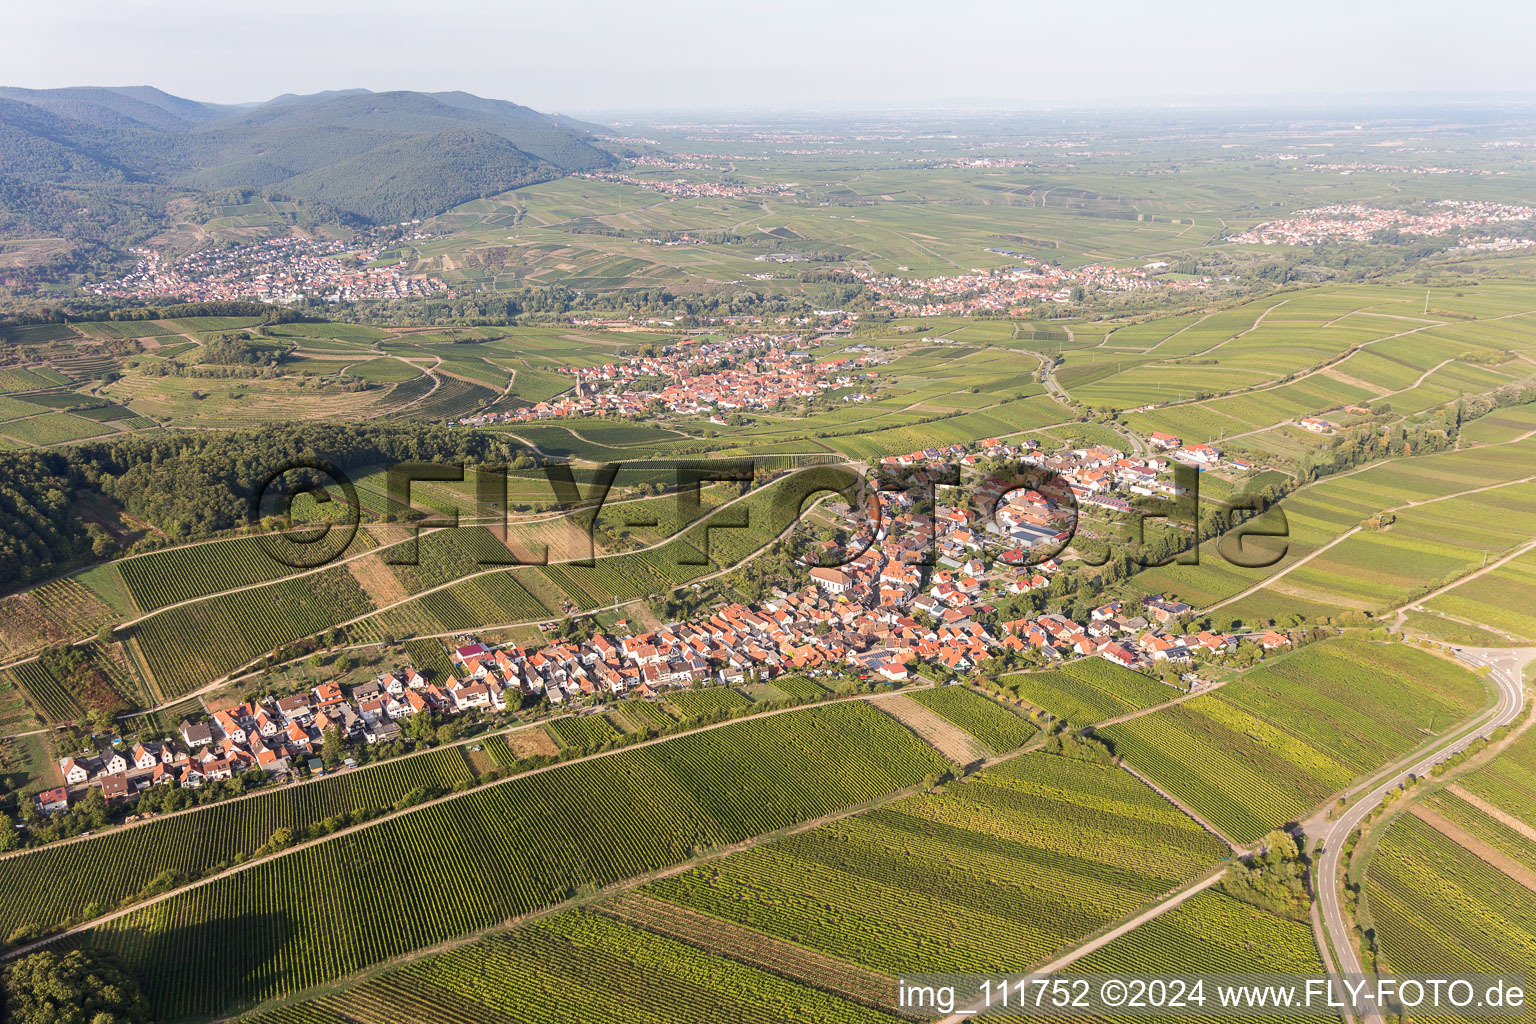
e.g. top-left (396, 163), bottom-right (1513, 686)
top-left (1312, 645), bottom-right (1530, 1024)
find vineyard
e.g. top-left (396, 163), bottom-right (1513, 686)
top-left (907, 685), bottom-right (1036, 753)
top-left (1099, 641), bottom-right (1485, 844)
top-left (1438, 710), bottom-right (1536, 831)
top-left (667, 687), bottom-right (752, 718)
top-left (546, 713), bottom-right (621, 751)
top-left (76, 702), bottom-right (949, 1019)
top-left (615, 699), bottom-right (675, 730)
top-left (0, 744), bottom-right (475, 938)
top-left (1069, 887), bottom-right (1331, 1020)
top-left (240, 911), bottom-right (897, 1024)
top-left (400, 639), bottom-right (454, 684)
top-left (6, 643), bottom-right (142, 723)
top-left (769, 675), bottom-right (835, 700)
top-left (1364, 814), bottom-right (1536, 987)
top-left (115, 530), bottom-right (378, 614)
top-left (130, 568), bottom-right (377, 697)
top-left (646, 752), bottom-right (1227, 976)
top-left (1000, 658), bottom-right (1175, 725)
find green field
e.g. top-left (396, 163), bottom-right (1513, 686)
top-left (906, 684), bottom-right (1036, 753)
top-left (1000, 658), bottom-right (1177, 725)
top-left (646, 751), bottom-right (1227, 974)
top-left (1099, 641), bottom-right (1486, 843)
top-left (75, 701), bottom-right (948, 1019)
top-left (240, 910), bottom-right (897, 1024)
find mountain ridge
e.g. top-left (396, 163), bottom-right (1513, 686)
top-left (0, 86), bottom-right (617, 224)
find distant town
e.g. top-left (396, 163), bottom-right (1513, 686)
top-left (89, 234), bottom-right (450, 305)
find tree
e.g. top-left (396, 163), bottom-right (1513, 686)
top-left (1, 948), bottom-right (153, 1024)
top-left (321, 726), bottom-right (342, 770)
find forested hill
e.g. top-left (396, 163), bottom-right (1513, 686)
top-left (0, 87), bottom-right (617, 224)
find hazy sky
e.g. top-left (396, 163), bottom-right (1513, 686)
top-left (7, 0), bottom-right (1535, 115)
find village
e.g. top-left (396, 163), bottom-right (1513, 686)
top-left (88, 235), bottom-right (452, 305)
top-left (852, 256), bottom-right (1209, 316)
top-left (40, 432), bottom-right (1289, 817)
top-left (1229, 199), bottom-right (1536, 246)
top-left (456, 332), bottom-right (884, 426)
top-left (577, 170), bottom-right (796, 199)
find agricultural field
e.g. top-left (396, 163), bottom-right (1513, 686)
top-left (112, 529), bottom-right (379, 614)
top-left (646, 752), bottom-right (1227, 975)
top-left (545, 712), bottom-right (621, 750)
top-left (906, 684), bottom-right (1036, 753)
top-left (74, 701), bottom-right (948, 1019)
top-left (1098, 641), bottom-right (1486, 843)
top-left (240, 910), bottom-right (899, 1024)
top-left (0, 743), bottom-right (477, 939)
top-left (1363, 813), bottom-right (1536, 996)
top-left (1129, 431), bottom-right (1536, 624)
top-left (998, 658), bottom-right (1178, 725)
top-left (1069, 887), bottom-right (1332, 1022)
top-left (667, 687), bottom-right (752, 719)
top-left (129, 568), bottom-right (376, 698)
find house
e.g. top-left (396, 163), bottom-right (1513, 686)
top-left (363, 718), bottom-right (400, 744)
top-left (1182, 443), bottom-right (1220, 464)
top-left (212, 710), bottom-right (247, 745)
top-left (1259, 630), bottom-right (1291, 650)
top-left (131, 743), bottom-right (160, 771)
top-left (59, 757), bottom-right (93, 785)
top-left (102, 751), bottom-right (128, 775)
top-left (1150, 431), bottom-right (1182, 449)
top-left (276, 694), bottom-right (314, 723)
top-left (36, 787), bottom-right (69, 814)
top-left (1299, 417), bottom-right (1336, 434)
top-left (179, 719), bottom-right (213, 747)
top-left (452, 643), bottom-right (489, 665)
top-left (313, 682), bottom-right (345, 709)
top-left (1100, 643), bottom-right (1137, 667)
top-left (100, 772), bottom-right (130, 801)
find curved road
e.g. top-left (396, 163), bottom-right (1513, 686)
top-left (1313, 645), bottom-right (1530, 1024)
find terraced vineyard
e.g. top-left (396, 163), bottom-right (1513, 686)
top-left (130, 568), bottom-right (376, 696)
top-left (0, 744), bottom-right (476, 938)
top-left (1001, 658), bottom-right (1176, 724)
top-left (907, 684), bottom-right (1036, 753)
top-left (647, 752), bottom-right (1227, 975)
top-left (75, 702), bottom-right (949, 1019)
top-left (241, 911), bottom-right (897, 1024)
top-left (1099, 641), bottom-right (1486, 843)
top-left (115, 530), bottom-right (378, 613)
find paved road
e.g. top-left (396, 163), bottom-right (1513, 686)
top-left (1313, 645), bottom-right (1530, 1024)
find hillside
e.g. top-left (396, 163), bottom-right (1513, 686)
top-left (0, 86), bottom-right (615, 225)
